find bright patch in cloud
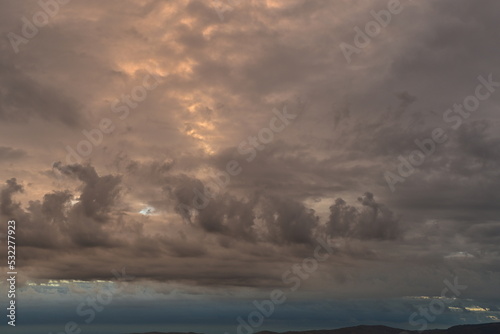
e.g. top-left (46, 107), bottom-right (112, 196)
top-left (139, 206), bottom-right (156, 215)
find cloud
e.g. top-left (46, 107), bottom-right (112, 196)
top-left (0, 0), bottom-right (498, 305)
top-left (0, 177), bottom-right (23, 216)
top-left (54, 163), bottom-right (122, 222)
top-left (0, 60), bottom-right (82, 127)
top-left (259, 195), bottom-right (319, 245)
top-left (326, 192), bottom-right (400, 240)
top-left (0, 146), bottom-right (26, 160)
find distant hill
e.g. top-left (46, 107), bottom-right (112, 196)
top-left (129, 323), bottom-right (500, 334)
top-left (258, 322), bottom-right (500, 334)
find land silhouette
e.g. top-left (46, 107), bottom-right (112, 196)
top-left (130, 322), bottom-right (500, 334)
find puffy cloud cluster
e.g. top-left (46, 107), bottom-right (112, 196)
top-left (0, 163), bottom-right (403, 286)
top-left (327, 192), bottom-right (399, 240)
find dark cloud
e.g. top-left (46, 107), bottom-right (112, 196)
top-left (0, 0), bottom-right (498, 308)
top-left (0, 146), bottom-right (26, 160)
top-left (41, 190), bottom-right (73, 224)
top-left (0, 177), bottom-right (23, 216)
top-left (0, 60), bottom-right (83, 127)
top-left (326, 192), bottom-right (400, 240)
top-left (54, 162), bottom-right (122, 222)
top-left (259, 196), bottom-right (319, 245)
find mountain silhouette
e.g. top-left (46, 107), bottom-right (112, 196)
top-left (130, 322), bottom-right (500, 334)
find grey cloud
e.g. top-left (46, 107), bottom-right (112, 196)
top-left (0, 0), bottom-right (498, 301)
top-left (0, 60), bottom-right (83, 127)
top-left (0, 177), bottom-right (23, 216)
top-left (41, 190), bottom-right (73, 224)
top-left (54, 162), bottom-right (122, 222)
top-left (457, 120), bottom-right (500, 163)
top-left (327, 192), bottom-right (400, 240)
top-left (259, 196), bottom-right (319, 245)
top-left (0, 146), bottom-right (26, 160)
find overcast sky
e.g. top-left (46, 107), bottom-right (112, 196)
top-left (1, 0), bottom-right (500, 333)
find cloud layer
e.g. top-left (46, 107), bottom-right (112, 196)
top-left (0, 0), bottom-right (500, 319)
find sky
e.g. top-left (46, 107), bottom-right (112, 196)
top-left (1, 0), bottom-right (500, 333)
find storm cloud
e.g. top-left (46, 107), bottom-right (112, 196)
top-left (0, 2), bottom-right (500, 332)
